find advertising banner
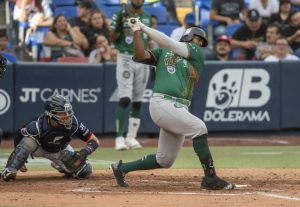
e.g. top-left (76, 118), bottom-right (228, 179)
top-left (192, 61), bottom-right (281, 131)
top-left (103, 63), bottom-right (159, 134)
top-left (14, 62), bottom-right (104, 133)
top-left (0, 63), bottom-right (14, 132)
top-left (281, 61), bottom-right (300, 129)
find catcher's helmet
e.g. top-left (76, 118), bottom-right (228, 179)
top-left (180, 27), bottom-right (208, 47)
top-left (44, 95), bottom-right (74, 129)
top-left (0, 54), bottom-right (7, 78)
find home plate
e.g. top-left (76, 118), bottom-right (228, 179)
top-left (235, 184), bottom-right (251, 188)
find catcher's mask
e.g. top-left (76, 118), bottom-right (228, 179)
top-left (44, 95), bottom-right (74, 129)
top-left (180, 27), bottom-right (208, 47)
top-left (0, 54), bottom-right (7, 78)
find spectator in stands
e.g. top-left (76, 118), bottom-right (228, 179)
top-left (24, 0), bottom-right (54, 44)
top-left (269, 0), bottom-right (293, 31)
top-left (210, 0), bottom-right (247, 36)
top-left (81, 10), bottom-right (110, 55)
top-left (207, 35), bottom-right (233, 61)
top-left (264, 37), bottom-right (299, 61)
top-left (88, 35), bottom-right (112, 63)
top-left (13, 0), bottom-right (53, 44)
top-left (110, 47), bottom-right (118, 62)
top-left (43, 15), bottom-right (88, 61)
top-left (0, 32), bottom-right (10, 53)
top-left (249, 0), bottom-right (279, 24)
top-left (231, 9), bottom-right (267, 60)
top-left (69, 1), bottom-right (93, 36)
top-left (284, 11), bottom-right (300, 57)
top-left (170, 12), bottom-right (195, 41)
top-left (255, 23), bottom-right (282, 60)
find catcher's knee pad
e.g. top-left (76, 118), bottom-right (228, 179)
top-left (74, 163), bottom-right (92, 179)
top-left (21, 137), bottom-right (39, 152)
top-left (6, 137), bottom-right (37, 170)
top-left (119, 97), bottom-right (131, 108)
top-left (156, 154), bottom-right (175, 168)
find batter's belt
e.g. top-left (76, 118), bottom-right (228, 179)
top-left (152, 93), bottom-right (191, 107)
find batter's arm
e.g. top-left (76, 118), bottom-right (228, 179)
top-left (133, 30), bottom-right (152, 62)
top-left (128, 18), bottom-right (189, 58)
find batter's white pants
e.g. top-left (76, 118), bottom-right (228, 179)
top-left (149, 95), bottom-right (207, 168)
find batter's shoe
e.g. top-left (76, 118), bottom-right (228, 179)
top-left (1, 168), bottom-right (17, 181)
top-left (115, 137), bottom-right (128, 150)
top-left (125, 137), bottom-right (142, 149)
top-left (111, 160), bottom-right (129, 187)
top-left (201, 176), bottom-right (235, 190)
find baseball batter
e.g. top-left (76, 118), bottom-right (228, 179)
top-left (111, 18), bottom-right (235, 190)
top-left (1, 95), bottom-right (100, 181)
top-left (109, 0), bottom-right (152, 150)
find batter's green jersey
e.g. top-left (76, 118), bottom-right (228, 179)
top-left (149, 43), bottom-right (205, 101)
top-left (109, 8), bottom-right (151, 55)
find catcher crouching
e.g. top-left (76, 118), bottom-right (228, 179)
top-left (1, 95), bottom-right (100, 181)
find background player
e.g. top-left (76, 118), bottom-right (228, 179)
top-left (1, 95), bottom-right (100, 181)
top-left (109, 0), bottom-right (152, 150)
top-left (111, 18), bottom-right (235, 190)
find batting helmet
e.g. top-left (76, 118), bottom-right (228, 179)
top-left (0, 54), bottom-right (7, 78)
top-left (180, 27), bottom-right (208, 47)
top-left (44, 95), bottom-right (74, 129)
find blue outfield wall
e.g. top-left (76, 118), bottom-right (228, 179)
top-left (14, 62), bottom-right (104, 133)
top-left (280, 61), bottom-right (300, 129)
top-left (0, 63), bottom-right (14, 132)
top-left (0, 61), bottom-right (299, 133)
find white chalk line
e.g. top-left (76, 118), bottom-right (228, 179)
top-left (69, 187), bottom-right (300, 201)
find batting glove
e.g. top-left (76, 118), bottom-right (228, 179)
top-left (128, 17), bottom-right (143, 32)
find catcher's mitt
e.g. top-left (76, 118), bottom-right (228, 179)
top-left (59, 150), bottom-right (87, 173)
top-left (0, 54), bottom-right (7, 79)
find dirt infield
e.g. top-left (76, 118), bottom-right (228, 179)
top-left (1, 134), bottom-right (300, 207)
top-left (0, 169), bottom-right (299, 207)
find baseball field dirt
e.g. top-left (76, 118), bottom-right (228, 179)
top-left (0, 134), bottom-right (299, 207)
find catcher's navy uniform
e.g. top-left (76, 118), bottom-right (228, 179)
top-left (1, 95), bottom-right (99, 181)
top-left (20, 115), bottom-right (92, 153)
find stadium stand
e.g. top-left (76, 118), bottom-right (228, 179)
top-left (54, 6), bottom-right (78, 18)
top-left (225, 23), bottom-right (242, 37)
top-left (52, 0), bottom-right (76, 7)
top-left (143, 5), bottom-right (168, 24)
top-left (157, 24), bottom-right (178, 36)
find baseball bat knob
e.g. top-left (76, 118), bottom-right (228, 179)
top-left (130, 19), bottom-right (136, 24)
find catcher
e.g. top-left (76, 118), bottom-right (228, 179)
top-left (1, 94), bottom-right (100, 181)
